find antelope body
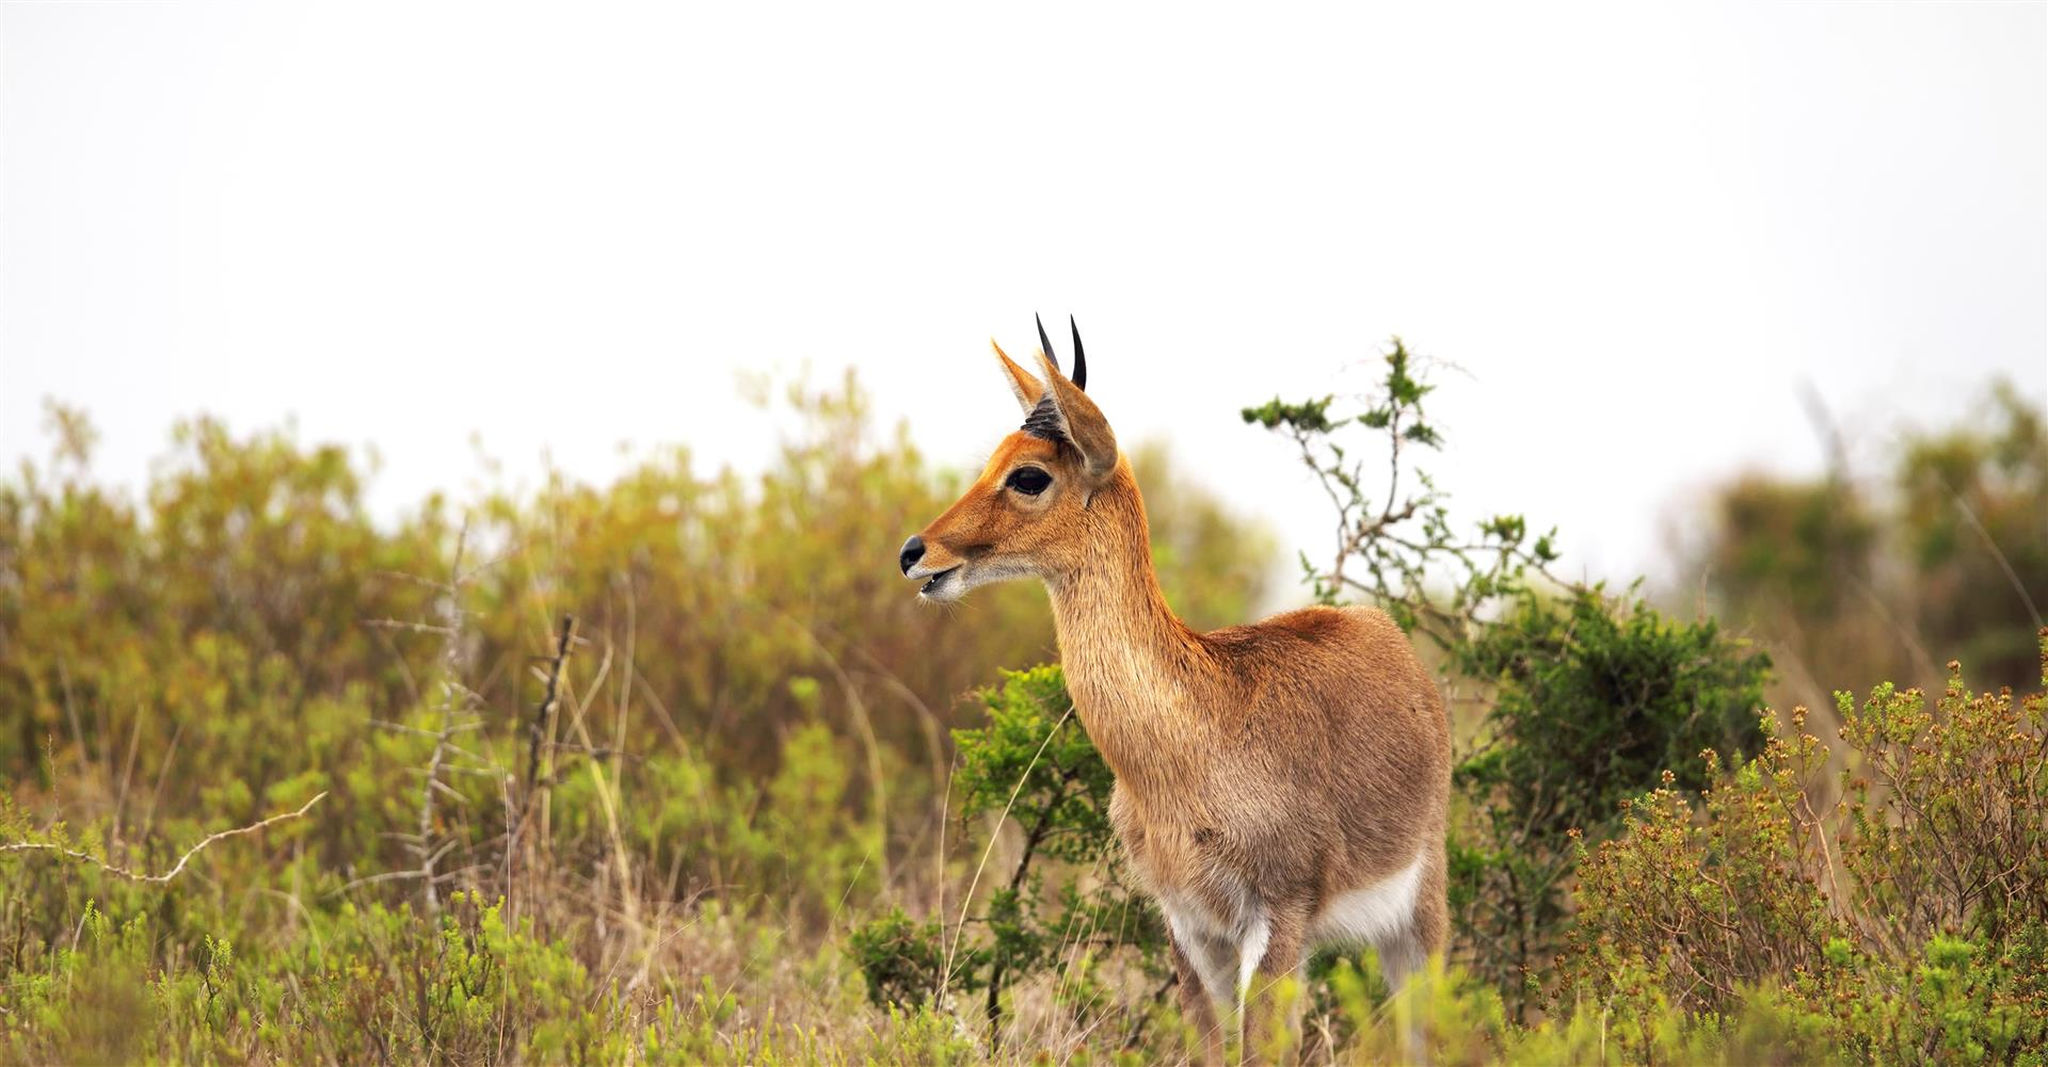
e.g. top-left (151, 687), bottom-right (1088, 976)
top-left (901, 319), bottom-right (1449, 1058)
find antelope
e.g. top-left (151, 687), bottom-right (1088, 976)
top-left (899, 318), bottom-right (1451, 1062)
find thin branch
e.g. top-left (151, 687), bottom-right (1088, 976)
top-left (363, 619), bottom-right (458, 636)
top-left (2, 792), bottom-right (327, 884)
top-left (524, 614), bottom-right (578, 810)
top-left (371, 719), bottom-right (486, 739)
top-left (1944, 481), bottom-right (2044, 629)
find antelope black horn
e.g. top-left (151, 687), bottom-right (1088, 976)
top-left (1035, 313), bottom-right (1059, 376)
top-left (1068, 315), bottom-right (1087, 391)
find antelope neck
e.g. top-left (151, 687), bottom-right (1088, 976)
top-left (1043, 464), bottom-right (1215, 788)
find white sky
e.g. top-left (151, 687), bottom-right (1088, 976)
top-left (4, 2), bottom-right (2044, 592)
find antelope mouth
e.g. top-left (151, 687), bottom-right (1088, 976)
top-left (920, 565), bottom-right (962, 597)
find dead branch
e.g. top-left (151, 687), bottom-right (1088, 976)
top-left (1, 792), bottom-right (327, 884)
top-left (414, 524), bottom-right (476, 917)
top-left (523, 614), bottom-right (578, 816)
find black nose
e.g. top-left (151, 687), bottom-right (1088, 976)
top-left (898, 535), bottom-right (925, 576)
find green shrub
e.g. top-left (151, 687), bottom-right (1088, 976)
top-left (1246, 341), bottom-right (1772, 1015)
top-left (1452, 585), bottom-right (1770, 1008)
top-left (1565, 635), bottom-right (2048, 1063)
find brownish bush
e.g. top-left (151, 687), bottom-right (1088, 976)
top-left (1563, 633), bottom-right (2048, 1063)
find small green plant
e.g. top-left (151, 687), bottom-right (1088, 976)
top-left (850, 665), bottom-right (1166, 1049)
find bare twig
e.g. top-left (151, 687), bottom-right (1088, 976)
top-left (364, 618), bottom-right (459, 636)
top-left (414, 525), bottom-right (474, 918)
top-left (372, 719), bottom-right (486, 739)
top-left (523, 614), bottom-right (579, 816)
top-left (1944, 481), bottom-right (2045, 629)
top-left (2, 792), bottom-right (327, 884)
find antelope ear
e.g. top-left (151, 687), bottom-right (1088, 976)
top-left (991, 340), bottom-right (1045, 415)
top-left (1030, 349), bottom-right (1117, 482)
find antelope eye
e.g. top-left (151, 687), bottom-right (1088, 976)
top-left (1005, 467), bottom-right (1052, 496)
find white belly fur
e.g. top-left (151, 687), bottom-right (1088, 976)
top-left (1160, 845), bottom-right (1427, 1005)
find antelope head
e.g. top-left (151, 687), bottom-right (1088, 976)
top-left (899, 315), bottom-right (1119, 602)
